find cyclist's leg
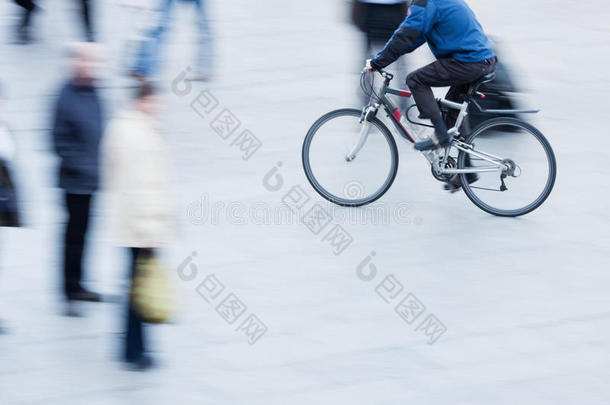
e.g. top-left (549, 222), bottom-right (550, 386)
top-left (445, 58), bottom-right (497, 131)
top-left (407, 58), bottom-right (496, 150)
top-left (406, 60), bottom-right (456, 147)
top-left (444, 84), bottom-right (469, 131)
top-left (443, 58), bottom-right (497, 188)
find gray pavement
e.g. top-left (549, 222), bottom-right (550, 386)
top-left (1, 0), bottom-right (609, 404)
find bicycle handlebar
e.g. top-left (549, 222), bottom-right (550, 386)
top-left (379, 69), bottom-right (393, 80)
top-left (362, 68), bottom-right (394, 80)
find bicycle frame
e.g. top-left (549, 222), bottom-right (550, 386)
top-left (348, 71), bottom-right (514, 176)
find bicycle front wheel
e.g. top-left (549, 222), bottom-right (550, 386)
top-left (458, 117), bottom-right (557, 217)
top-left (302, 108), bottom-right (399, 207)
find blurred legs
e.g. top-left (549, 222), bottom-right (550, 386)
top-left (63, 193), bottom-right (92, 299)
top-left (124, 247), bottom-right (154, 370)
top-left (194, 0), bottom-right (213, 78)
top-left (79, 0), bottom-right (94, 41)
top-left (133, 0), bottom-right (175, 77)
top-left (14, 0), bottom-right (37, 43)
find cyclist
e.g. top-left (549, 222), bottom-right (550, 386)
top-left (364, 0), bottom-right (497, 152)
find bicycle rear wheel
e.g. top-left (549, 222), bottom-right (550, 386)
top-left (458, 117), bottom-right (556, 217)
top-left (302, 108), bottom-right (399, 207)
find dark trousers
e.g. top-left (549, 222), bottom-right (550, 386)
top-left (63, 193), bottom-right (92, 299)
top-left (80, 0), bottom-right (93, 40)
top-left (15, 0), bottom-right (36, 28)
top-left (406, 57), bottom-right (497, 133)
top-left (125, 247), bottom-right (147, 361)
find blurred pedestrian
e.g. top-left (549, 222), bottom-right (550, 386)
top-left (14, 1), bottom-right (94, 42)
top-left (131, 0), bottom-right (213, 80)
top-left (14, 0), bottom-right (38, 44)
top-left (0, 83), bottom-right (22, 334)
top-left (102, 82), bottom-right (174, 370)
top-left (351, 0), bottom-right (411, 108)
top-left (51, 43), bottom-right (104, 315)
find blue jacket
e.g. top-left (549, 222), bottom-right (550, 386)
top-left (52, 81), bottom-right (104, 194)
top-left (371, 0), bottom-right (495, 69)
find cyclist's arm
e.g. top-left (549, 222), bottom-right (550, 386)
top-left (370, 0), bottom-right (428, 70)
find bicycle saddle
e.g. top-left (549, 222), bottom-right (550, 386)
top-left (467, 72), bottom-right (496, 97)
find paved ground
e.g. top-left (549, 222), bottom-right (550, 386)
top-left (1, 0), bottom-right (609, 404)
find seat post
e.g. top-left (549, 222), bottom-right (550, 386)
top-left (452, 101), bottom-right (470, 135)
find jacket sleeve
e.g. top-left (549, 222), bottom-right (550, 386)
top-left (370, 0), bottom-right (428, 70)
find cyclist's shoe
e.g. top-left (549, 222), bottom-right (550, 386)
top-left (414, 130), bottom-right (452, 151)
top-left (443, 173), bottom-right (479, 193)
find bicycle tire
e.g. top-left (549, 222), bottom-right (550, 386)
top-left (302, 108), bottom-right (399, 207)
top-left (457, 117), bottom-right (557, 217)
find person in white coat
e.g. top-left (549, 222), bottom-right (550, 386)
top-left (102, 82), bottom-right (174, 369)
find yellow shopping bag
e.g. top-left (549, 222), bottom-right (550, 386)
top-left (131, 252), bottom-right (174, 324)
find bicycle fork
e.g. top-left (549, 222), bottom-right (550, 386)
top-left (346, 106), bottom-right (376, 162)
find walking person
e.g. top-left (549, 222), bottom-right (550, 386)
top-left (0, 83), bottom-right (22, 334)
top-left (102, 82), bottom-right (174, 370)
top-left (51, 43), bottom-right (104, 316)
top-left (14, 0), bottom-right (94, 42)
top-left (131, 0), bottom-right (213, 80)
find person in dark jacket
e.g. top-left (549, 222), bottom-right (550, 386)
top-left (52, 43), bottom-right (104, 314)
top-left (365, 0), bottom-right (496, 151)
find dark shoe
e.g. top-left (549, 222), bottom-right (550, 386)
top-left (67, 290), bottom-right (102, 302)
top-left (125, 355), bottom-right (155, 371)
top-left (414, 130), bottom-right (452, 151)
top-left (443, 173), bottom-right (479, 193)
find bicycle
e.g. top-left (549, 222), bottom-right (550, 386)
top-left (301, 69), bottom-right (556, 217)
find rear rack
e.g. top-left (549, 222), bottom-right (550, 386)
top-left (469, 98), bottom-right (540, 115)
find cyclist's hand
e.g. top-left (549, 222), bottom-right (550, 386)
top-left (364, 59), bottom-right (374, 72)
